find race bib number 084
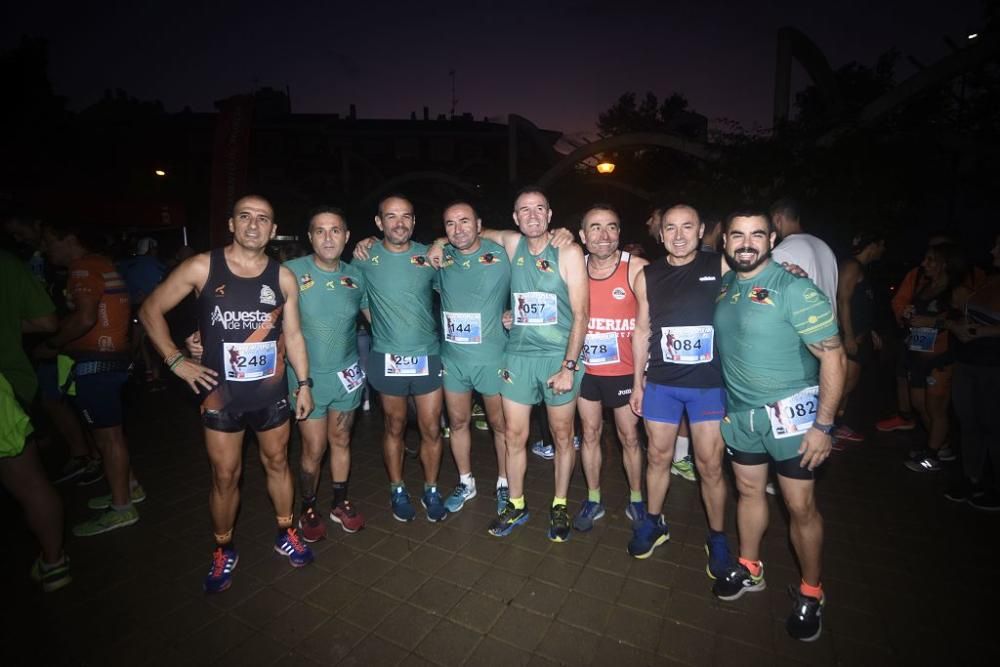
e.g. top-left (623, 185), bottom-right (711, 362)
top-left (660, 325), bottom-right (714, 364)
top-left (224, 341), bottom-right (277, 382)
top-left (766, 385), bottom-right (819, 439)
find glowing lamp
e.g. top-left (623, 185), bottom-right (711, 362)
top-left (596, 162), bottom-right (615, 174)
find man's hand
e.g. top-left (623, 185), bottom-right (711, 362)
top-left (546, 367), bottom-right (575, 394)
top-left (172, 358), bottom-right (218, 393)
top-left (549, 228), bottom-right (575, 248)
top-left (780, 262), bottom-right (809, 278)
top-left (185, 331), bottom-right (203, 362)
top-left (294, 386), bottom-right (314, 420)
top-left (629, 383), bottom-right (644, 417)
top-left (798, 428), bottom-right (832, 470)
top-left (426, 241), bottom-right (445, 269)
top-left (352, 237), bottom-right (379, 261)
top-left (501, 310), bottom-right (513, 331)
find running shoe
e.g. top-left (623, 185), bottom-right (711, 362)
top-left (531, 440), bottom-right (555, 460)
top-left (495, 486), bottom-right (510, 515)
top-left (937, 447), bottom-right (956, 462)
top-left (330, 500), bottom-right (365, 532)
top-left (627, 514), bottom-right (670, 559)
top-left (87, 484), bottom-right (147, 510)
top-left (712, 562), bottom-right (766, 601)
top-left (274, 527), bottom-right (314, 567)
top-left (572, 500), bottom-right (605, 532)
top-left (72, 506), bottom-right (139, 537)
top-left (472, 403), bottom-right (489, 431)
top-left (573, 436), bottom-right (581, 451)
top-left (391, 486), bottom-right (417, 522)
top-left (548, 504), bottom-right (572, 542)
top-left (30, 555), bottom-right (72, 593)
top-left (298, 506), bottom-right (326, 542)
top-left (489, 502), bottom-right (530, 536)
top-left (943, 483), bottom-right (969, 503)
top-left (786, 586), bottom-right (824, 641)
top-left (969, 490), bottom-right (1000, 512)
top-left (831, 438), bottom-right (848, 452)
top-left (444, 482), bottom-right (477, 513)
top-left (54, 456), bottom-right (90, 484)
top-left (203, 545), bottom-right (239, 593)
top-left (705, 533), bottom-right (732, 580)
top-left (765, 482), bottom-right (778, 496)
top-left (875, 414), bottom-right (915, 432)
top-left (831, 425), bottom-right (864, 442)
top-left (625, 500), bottom-right (646, 523)
top-left (75, 458), bottom-right (105, 486)
top-left (670, 456), bottom-right (696, 482)
top-left (441, 426), bottom-right (451, 439)
top-left (421, 487), bottom-right (448, 522)
top-left (905, 453), bottom-right (942, 472)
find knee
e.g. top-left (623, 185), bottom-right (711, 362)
top-left (488, 414), bottom-right (506, 436)
top-left (450, 417), bottom-right (470, 434)
top-left (695, 454), bottom-right (723, 482)
top-left (646, 444), bottom-right (670, 469)
top-left (259, 449), bottom-right (288, 473)
top-left (735, 477), bottom-right (767, 499)
top-left (212, 466), bottom-right (241, 491)
top-left (784, 493), bottom-right (818, 520)
top-left (383, 414), bottom-right (407, 438)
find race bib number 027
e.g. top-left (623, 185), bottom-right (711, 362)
top-left (338, 362), bottom-right (366, 393)
top-left (443, 311), bottom-right (482, 344)
top-left (513, 292), bottom-right (558, 326)
top-left (660, 325), bottom-right (714, 364)
top-left (766, 385), bottom-right (819, 439)
top-left (224, 341), bottom-right (277, 382)
top-left (908, 327), bottom-right (937, 352)
top-left (583, 331), bottom-right (620, 366)
top-left (385, 354), bottom-right (429, 377)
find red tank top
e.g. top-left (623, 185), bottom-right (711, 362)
top-left (584, 251), bottom-right (636, 376)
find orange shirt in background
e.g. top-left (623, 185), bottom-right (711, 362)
top-left (65, 255), bottom-right (130, 356)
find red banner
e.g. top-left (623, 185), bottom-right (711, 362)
top-left (209, 95), bottom-right (254, 248)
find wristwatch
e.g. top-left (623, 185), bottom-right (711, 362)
top-left (563, 359), bottom-right (579, 372)
top-left (812, 421), bottom-right (834, 435)
top-left (297, 377), bottom-right (314, 388)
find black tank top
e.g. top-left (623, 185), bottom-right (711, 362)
top-left (645, 251), bottom-right (724, 388)
top-left (197, 248), bottom-right (287, 412)
top-left (847, 259), bottom-right (875, 337)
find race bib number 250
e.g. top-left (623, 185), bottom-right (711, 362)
top-left (224, 341), bottom-right (277, 382)
top-left (385, 354), bottom-right (429, 377)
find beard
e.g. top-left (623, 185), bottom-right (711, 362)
top-left (725, 246), bottom-right (771, 272)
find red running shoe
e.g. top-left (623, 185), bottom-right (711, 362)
top-left (875, 415), bottom-right (915, 432)
top-left (330, 500), bottom-right (365, 533)
top-left (297, 507), bottom-right (326, 543)
top-left (832, 425), bottom-right (864, 442)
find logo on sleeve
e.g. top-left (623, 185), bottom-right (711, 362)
top-left (803, 288), bottom-right (818, 303)
top-left (298, 274), bottom-right (314, 292)
top-left (411, 255), bottom-right (429, 267)
top-left (370, 255), bottom-right (380, 265)
top-left (516, 257), bottom-right (525, 266)
top-left (259, 285), bottom-right (277, 306)
top-left (340, 276), bottom-right (358, 289)
top-left (748, 286), bottom-right (775, 306)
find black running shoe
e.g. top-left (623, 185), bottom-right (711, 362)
top-left (548, 504), bottom-right (571, 542)
top-left (712, 562), bottom-right (765, 601)
top-left (786, 586), bottom-right (824, 641)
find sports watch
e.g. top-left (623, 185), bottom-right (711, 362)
top-left (563, 359), bottom-right (580, 372)
top-left (812, 421), bottom-right (834, 435)
top-left (297, 377), bottom-right (314, 388)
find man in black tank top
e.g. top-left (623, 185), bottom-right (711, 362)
top-left (628, 205), bottom-right (732, 579)
top-left (140, 195), bottom-right (316, 594)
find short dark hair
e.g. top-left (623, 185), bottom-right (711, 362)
top-left (231, 193), bottom-right (273, 217)
top-left (513, 185), bottom-right (549, 208)
top-left (307, 205), bottom-right (348, 232)
top-left (724, 208), bottom-right (774, 234)
top-left (442, 200), bottom-right (480, 220)
top-left (850, 228), bottom-right (886, 254)
top-left (580, 203), bottom-right (620, 229)
top-left (376, 193), bottom-right (413, 218)
top-left (769, 198), bottom-right (800, 222)
top-left (661, 204), bottom-right (702, 228)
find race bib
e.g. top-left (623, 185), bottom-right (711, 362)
top-left (583, 331), bottom-right (620, 366)
top-left (224, 341), bottom-right (277, 382)
top-left (513, 292), bottom-right (558, 326)
top-left (660, 325), bottom-right (714, 364)
top-left (385, 354), bottom-right (429, 377)
top-left (766, 386), bottom-right (819, 439)
top-left (908, 327), bottom-right (937, 352)
top-left (443, 311), bottom-right (482, 344)
top-left (338, 362), bottom-right (366, 393)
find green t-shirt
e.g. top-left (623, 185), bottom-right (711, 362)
top-left (354, 240), bottom-right (440, 356)
top-left (438, 238), bottom-right (511, 364)
top-left (713, 260), bottom-right (838, 412)
top-left (0, 250), bottom-right (56, 403)
top-left (507, 236), bottom-right (572, 357)
top-left (283, 255), bottom-right (367, 375)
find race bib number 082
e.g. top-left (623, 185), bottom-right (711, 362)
top-left (224, 341), bottom-right (277, 382)
top-left (766, 385), bottom-right (819, 439)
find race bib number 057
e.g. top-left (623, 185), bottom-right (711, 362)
top-left (224, 341), bottom-right (277, 382)
top-left (766, 385), bottom-right (819, 439)
top-left (513, 292), bottom-right (558, 326)
top-left (385, 354), bottom-right (429, 377)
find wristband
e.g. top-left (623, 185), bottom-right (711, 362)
top-left (164, 351), bottom-right (184, 368)
top-left (811, 421), bottom-right (834, 435)
top-left (168, 356), bottom-right (185, 372)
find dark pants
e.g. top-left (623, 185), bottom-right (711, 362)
top-left (952, 362), bottom-right (1000, 488)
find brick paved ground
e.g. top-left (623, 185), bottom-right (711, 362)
top-left (2, 375), bottom-right (998, 666)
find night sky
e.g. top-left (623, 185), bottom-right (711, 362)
top-left (4, 0), bottom-right (986, 135)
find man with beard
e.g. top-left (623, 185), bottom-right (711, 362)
top-left (712, 210), bottom-right (845, 642)
top-left (141, 195), bottom-right (315, 593)
top-left (628, 205), bottom-right (730, 577)
top-left (484, 187), bottom-right (588, 542)
top-left (435, 201), bottom-right (512, 514)
top-left (572, 205), bottom-right (646, 532)
top-left (353, 195), bottom-right (448, 522)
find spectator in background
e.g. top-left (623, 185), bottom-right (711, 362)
top-left (770, 198), bottom-right (839, 314)
top-left (832, 230), bottom-right (886, 447)
top-left (117, 238), bottom-right (166, 385)
top-left (700, 216), bottom-right (722, 253)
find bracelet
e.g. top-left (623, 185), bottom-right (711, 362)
top-left (164, 351), bottom-right (184, 368)
top-left (167, 355), bottom-right (185, 372)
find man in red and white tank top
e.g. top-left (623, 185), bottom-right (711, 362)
top-left (573, 205), bottom-right (648, 532)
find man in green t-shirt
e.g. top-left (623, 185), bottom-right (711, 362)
top-left (353, 195), bottom-right (447, 523)
top-left (433, 201), bottom-right (512, 515)
top-left (711, 210), bottom-right (845, 643)
top-left (284, 207), bottom-right (369, 540)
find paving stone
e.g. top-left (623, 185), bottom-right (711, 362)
top-left (374, 603), bottom-right (441, 650)
top-left (489, 607), bottom-right (552, 652)
top-left (339, 634), bottom-right (409, 666)
top-left (408, 576), bottom-right (466, 615)
top-left (372, 564), bottom-right (430, 601)
top-left (467, 636), bottom-right (533, 666)
top-left (448, 590), bottom-right (506, 633)
top-left (296, 616), bottom-right (367, 664)
top-left (511, 579), bottom-right (569, 617)
top-left (604, 605), bottom-right (665, 652)
top-left (533, 621), bottom-right (600, 664)
top-left (266, 601), bottom-right (330, 647)
top-left (337, 589), bottom-right (400, 630)
top-left (572, 566), bottom-right (625, 602)
top-left (414, 618), bottom-right (482, 664)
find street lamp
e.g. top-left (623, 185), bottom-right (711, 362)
top-left (154, 169), bottom-right (167, 177)
top-left (596, 161), bottom-right (615, 174)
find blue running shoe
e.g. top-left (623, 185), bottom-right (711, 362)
top-left (625, 501), bottom-right (646, 524)
top-left (705, 532), bottom-right (732, 580)
top-left (531, 440), bottom-right (555, 460)
top-left (572, 500), bottom-right (605, 532)
top-left (444, 482), bottom-right (476, 513)
top-left (275, 528), bottom-right (314, 567)
top-left (495, 486), bottom-right (510, 515)
top-left (489, 502), bottom-right (530, 536)
top-left (627, 514), bottom-right (669, 559)
top-left (204, 545), bottom-right (239, 593)
top-left (421, 487), bottom-right (448, 522)
top-left (391, 486), bottom-right (417, 522)
top-left (548, 504), bottom-right (571, 542)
